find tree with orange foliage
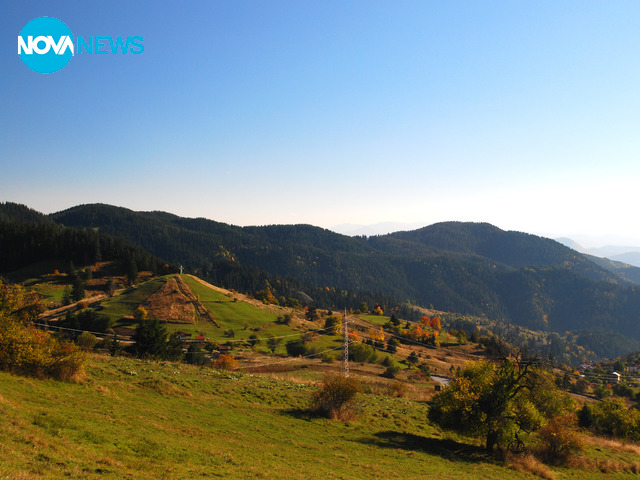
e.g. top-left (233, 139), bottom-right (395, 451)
top-left (348, 331), bottom-right (362, 343)
top-left (409, 324), bottom-right (430, 343)
top-left (369, 326), bottom-right (385, 342)
top-left (211, 354), bottom-right (237, 371)
top-left (430, 316), bottom-right (442, 331)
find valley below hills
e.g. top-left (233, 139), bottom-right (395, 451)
top-left (3, 200), bottom-right (640, 359)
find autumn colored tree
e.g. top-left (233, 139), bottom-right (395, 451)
top-left (324, 315), bottom-right (342, 335)
top-left (311, 374), bottom-right (360, 420)
top-left (429, 316), bottom-right (442, 331)
top-left (348, 331), bottom-right (362, 343)
top-left (305, 306), bottom-right (318, 321)
top-left (0, 278), bottom-right (84, 381)
top-left (76, 331), bottom-right (98, 350)
top-left (134, 306), bottom-right (148, 323)
top-left (369, 326), bottom-right (385, 342)
top-left (211, 354), bottom-right (237, 370)
top-left (429, 357), bottom-right (571, 451)
top-left (255, 287), bottom-right (279, 305)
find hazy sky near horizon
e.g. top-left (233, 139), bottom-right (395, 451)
top-left (2, 2), bottom-right (640, 246)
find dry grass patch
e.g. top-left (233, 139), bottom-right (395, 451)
top-left (565, 455), bottom-right (640, 474)
top-left (582, 435), bottom-right (640, 455)
top-left (506, 452), bottom-right (556, 480)
top-left (143, 277), bottom-right (195, 323)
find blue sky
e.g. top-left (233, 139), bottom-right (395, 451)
top-left (3, 1), bottom-right (640, 246)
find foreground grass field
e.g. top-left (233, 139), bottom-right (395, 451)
top-left (2, 355), bottom-right (640, 480)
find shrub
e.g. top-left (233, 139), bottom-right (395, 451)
top-left (108, 334), bottom-right (122, 357)
top-left (349, 343), bottom-right (377, 363)
top-left (0, 280), bottom-right (84, 381)
top-left (285, 298), bottom-right (300, 308)
top-left (247, 334), bottom-right (260, 349)
top-left (277, 313), bottom-right (293, 324)
top-left (406, 351), bottom-right (419, 365)
top-left (613, 383), bottom-right (635, 398)
top-left (76, 331), bottom-right (98, 350)
top-left (418, 362), bottom-right (432, 378)
top-left (0, 319), bottom-right (85, 381)
top-left (321, 352), bottom-right (336, 363)
top-left (592, 397), bottom-right (640, 440)
top-left (266, 335), bottom-right (282, 353)
top-left (185, 343), bottom-right (209, 366)
top-left (324, 315), bottom-right (342, 335)
top-left (577, 404), bottom-right (593, 429)
top-left (311, 374), bottom-right (360, 420)
top-left (133, 306), bottom-right (148, 322)
top-left (211, 354), bottom-right (237, 371)
top-left (383, 363), bottom-right (401, 378)
top-left (285, 339), bottom-right (308, 357)
top-left (537, 415), bottom-right (582, 464)
top-left (388, 381), bottom-right (407, 398)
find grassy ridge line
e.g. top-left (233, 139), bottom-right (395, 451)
top-left (0, 355), bottom-right (539, 480)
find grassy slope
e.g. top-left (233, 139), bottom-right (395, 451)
top-left (6, 276), bottom-right (640, 478)
top-left (0, 356), bottom-right (522, 480)
top-left (99, 277), bottom-right (169, 325)
top-left (98, 275), bottom-right (337, 355)
top-left (1, 355), bottom-right (639, 480)
top-left (179, 275), bottom-right (284, 340)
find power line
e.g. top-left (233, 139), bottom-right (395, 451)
top-left (32, 321), bottom-right (114, 338)
top-left (342, 308), bottom-right (349, 378)
top-left (242, 341), bottom-right (353, 371)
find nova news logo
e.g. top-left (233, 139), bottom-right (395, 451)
top-left (18, 16), bottom-right (144, 74)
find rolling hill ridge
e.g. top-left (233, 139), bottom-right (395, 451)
top-left (3, 201), bottom-right (640, 358)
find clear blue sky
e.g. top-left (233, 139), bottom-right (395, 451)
top-left (2, 1), bottom-right (640, 246)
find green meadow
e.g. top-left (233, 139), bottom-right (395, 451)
top-left (2, 355), bottom-right (640, 479)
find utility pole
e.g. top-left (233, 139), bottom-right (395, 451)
top-left (342, 308), bottom-right (349, 378)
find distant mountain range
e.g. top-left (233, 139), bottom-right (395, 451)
top-left (556, 237), bottom-right (640, 263)
top-left (3, 201), bottom-right (640, 359)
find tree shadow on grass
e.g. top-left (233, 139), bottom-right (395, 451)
top-left (356, 431), bottom-right (493, 464)
top-left (280, 408), bottom-right (320, 421)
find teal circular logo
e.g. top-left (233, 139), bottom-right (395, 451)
top-left (18, 17), bottom-right (74, 74)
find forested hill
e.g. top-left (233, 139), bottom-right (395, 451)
top-left (6, 201), bottom-right (639, 357)
top-left (0, 202), bottom-right (54, 225)
top-left (372, 222), bottom-right (619, 283)
top-left (0, 202), bottom-right (170, 277)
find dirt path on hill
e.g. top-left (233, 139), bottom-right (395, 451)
top-left (38, 293), bottom-right (107, 322)
top-left (176, 275), bottom-right (220, 327)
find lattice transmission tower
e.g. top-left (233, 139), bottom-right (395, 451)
top-left (342, 308), bottom-right (349, 378)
